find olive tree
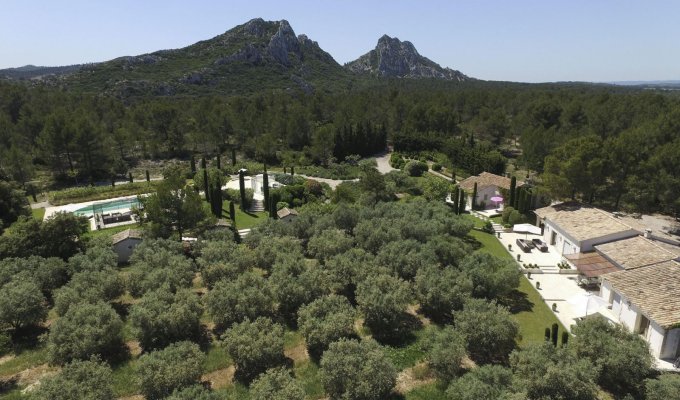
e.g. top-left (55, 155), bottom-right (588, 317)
top-left (222, 317), bottom-right (284, 383)
top-left (48, 302), bottom-right (124, 365)
top-left (414, 264), bottom-right (472, 323)
top-left (250, 367), bottom-right (305, 400)
top-left (136, 341), bottom-right (205, 400)
top-left (356, 274), bottom-right (411, 341)
top-left (571, 316), bottom-right (654, 397)
top-left (129, 288), bottom-right (202, 351)
top-left (53, 269), bottom-right (124, 316)
top-left (320, 338), bottom-right (396, 400)
top-left (269, 254), bottom-right (331, 320)
top-left (128, 250), bottom-right (194, 296)
top-left (0, 256), bottom-right (68, 297)
top-left (204, 271), bottom-right (275, 329)
top-left (166, 385), bottom-right (221, 400)
top-left (0, 279), bottom-right (47, 330)
top-left (425, 326), bottom-right (467, 383)
top-left (31, 357), bottom-right (114, 400)
top-left (510, 342), bottom-right (598, 400)
top-left (645, 374), bottom-right (680, 400)
top-left (455, 298), bottom-right (518, 364)
top-left (307, 229), bottom-right (354, 262)
top-left (459, 253), bottom-right (520, 299)
top-left (297, 295), bottom-right (356, 359)
top-left (446, 365), bottom-right (514, 400)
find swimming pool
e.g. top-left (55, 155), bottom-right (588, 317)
top-left (73, 197), bottom-right (142, 216)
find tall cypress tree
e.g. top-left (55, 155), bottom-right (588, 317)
top-left (471, 182), bottom-right (478, 211)
top-left (129, 172), bottom-right (133, 183)
top-left (238, 170), bottom-right (246, 211)
top-left (145, 170), bottom-right (150, 182)
top-left (452, 187), bottom-right (460, 215)
top-left (509, 176), bottom-right (517, 208)
top-left (203, 169), bottom-right (210, 203)
top-left (518, 188), bottom-right (526, 214)
top-left (216, 153), bottom-right (221, 170)
top-left (291, 166), bottom-right (295, 176)
top-left (458, 190), bottom-right (466, 214)
top-left (262, 164), bottom-right (269, 211)
top-left (229, 201), bottom-right (235, 223)
top-left (201, 157), bottom-right (206, 169)
top-left (231, 148), bottom-right (236, 165)
top-left (111, 175), bottom-right (115, 187)
top-left (190, 155), bottom-right (196, 174)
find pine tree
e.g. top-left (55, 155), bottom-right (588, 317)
top-left (509, 176), bottom-right (517, 208)
top-left (262, 164), bottom-right (269, 211)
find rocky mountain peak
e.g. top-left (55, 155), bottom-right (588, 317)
top-left (346, 34), bottom-right (470, 81)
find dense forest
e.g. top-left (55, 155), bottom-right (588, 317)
top-left (1, 79), bottom-right (679, 218)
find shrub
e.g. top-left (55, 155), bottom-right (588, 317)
top-left (482, 220), bottom-right (494, 233)
top-left (404, 160), bottom-right (428, 177)
top-left (137, 341), bottom-right (205, 400)
top-left (432, 163), bottom-right (442, 171)
top-left (446, 365), bottom-right (514, 400)
top-left (501, 206), bottom-right (515, 224)
top-left (166, 385), bottom-right (221, 400)
top-left (645, 374), bottom-right (680, 400)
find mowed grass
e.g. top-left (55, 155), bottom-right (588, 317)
top-left (221, 200), bottom-right (268, 230)
top-left (82, 223), bottom-right (134, 240)
top-left (31, 207), bottom-right (45, 221)
top-left (466, 217), bottom-right (565, 346)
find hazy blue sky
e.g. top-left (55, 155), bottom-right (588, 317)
top-left (1, 0), bottom-right (678, 82)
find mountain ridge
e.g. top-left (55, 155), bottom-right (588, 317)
top-left (345, 34), bottom-right (469, 81)
top-left (0, 18), bottom-right (471, 96)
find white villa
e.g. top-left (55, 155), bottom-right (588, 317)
top-left (458, 172), bottom-right (523, 210)
top-left (534, 203), bottom-right (639, 256)
top-left (600, 261), bottom-right (680, 361)
top-left (533, 202), bottom-right (680, 365)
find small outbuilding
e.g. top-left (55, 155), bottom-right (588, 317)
top-left (277, 207), bottom-right (298, 222)
top-left (112, 228), bottom-right (143, 264)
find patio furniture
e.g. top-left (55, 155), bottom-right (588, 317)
top-left (531, 238), bottom-right (548, 252)
top-left (516, 238), bottom-right (533, 252)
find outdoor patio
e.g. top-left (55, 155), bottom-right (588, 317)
top-left (496, 230), bottom-right (564, 268)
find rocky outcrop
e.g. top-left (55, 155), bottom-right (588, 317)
top-left (346, 35), bottom-right (469, 81)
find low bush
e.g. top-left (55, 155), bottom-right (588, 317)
top-left (404, 160), bottom-right (428, 177)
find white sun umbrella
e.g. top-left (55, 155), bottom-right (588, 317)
top-left (512, 223), bottom-right (542, 239)
top-left (566, 293), bottom-right (609, 318)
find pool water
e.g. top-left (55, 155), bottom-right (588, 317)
top-left (73, 198), bottom-right (141, 216)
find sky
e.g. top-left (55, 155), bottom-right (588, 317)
top-left (1, 0), bottom-right (678, 83)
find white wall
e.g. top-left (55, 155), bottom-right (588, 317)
top-left (542, 220), bottom-right (581, 256)
top-left (468, 186), bottom-right (500, 210)
top-left (113, 238), bottom-right (142, 264)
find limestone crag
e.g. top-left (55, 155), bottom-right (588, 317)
top-left (346, 34), bottom-right (469, 81)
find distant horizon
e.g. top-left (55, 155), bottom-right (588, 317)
top-left (1, 1), bottom-right (679, 83)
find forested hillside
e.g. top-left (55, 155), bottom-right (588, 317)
top-left (1, 79), bottom-right (679, 216)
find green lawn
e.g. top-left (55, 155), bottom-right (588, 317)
top-left (31, 207), bottom-right (45, 221)
top-left (466, 218), bottom-right (565, 346)
top-left (221, 200), bottom-right (268, 230)
top-left (82, 224), bottom-right (135, 240)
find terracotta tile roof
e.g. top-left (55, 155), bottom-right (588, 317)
top-left (458, 172), bottom-right (523, 191)
top-left (602, 260), bottom-right (680, 329)
top-left (564, 252), bottom-right (620, 277)
top-left (595, 236), bottom-right (679, 270)
top-left (111, 228), bottom-right (143, 245)
top-left (276, 207), bottom-right (298, 219)
top-left (534, 202), bottom-right (638, 242)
